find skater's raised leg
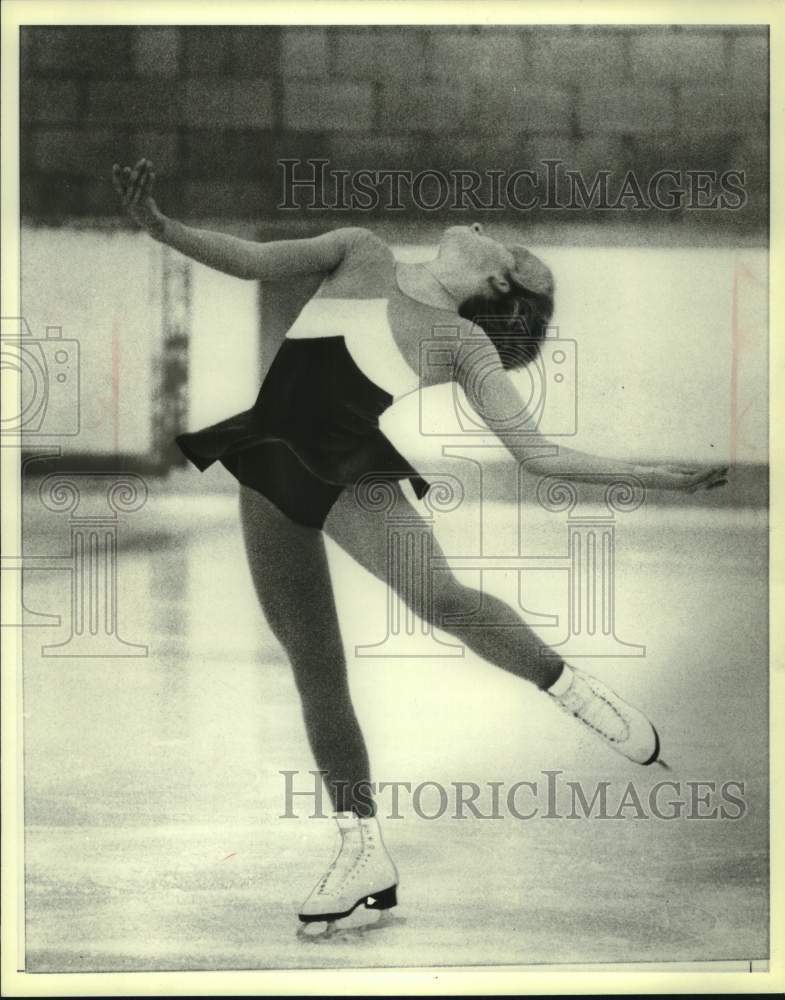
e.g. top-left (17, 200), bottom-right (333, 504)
top-left (326, 484), bottom-right (660, 765)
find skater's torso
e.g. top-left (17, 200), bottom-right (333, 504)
top-left (284, 229), bottom-right (458, 400)
top-left (249, 229), bottom-right (462, 489)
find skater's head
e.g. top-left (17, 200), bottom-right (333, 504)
top-left (437, 224), bottom-right (554, 370)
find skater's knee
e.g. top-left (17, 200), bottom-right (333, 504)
top-left (429, 576), bottom-right (476, 625)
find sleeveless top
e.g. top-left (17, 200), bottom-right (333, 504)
top-left (175, 230), bottom-right (458, 527)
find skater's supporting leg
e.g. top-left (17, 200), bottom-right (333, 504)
top-left (239, 484), bottom-right (374, 815)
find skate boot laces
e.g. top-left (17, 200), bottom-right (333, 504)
top-left (557, 671), bottom-right (631, 744)
top-left (314, 819), bottom-right (391, 898)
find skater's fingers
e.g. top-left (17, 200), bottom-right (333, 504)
top-left (111, 164), bottom-right (125, 197)
top-left (112, 163), bottom-right (127, 189)
top-left (703, 467), bottom-right (729, 489)
top-left (130, 162), bottom-right (149, 205)
top-left (685, 467), bottom-right (722, 489)
top-left (121, 166), bottom-right (133, 206)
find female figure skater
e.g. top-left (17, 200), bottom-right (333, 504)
top-left (114, 159), bottom-right (727, 928)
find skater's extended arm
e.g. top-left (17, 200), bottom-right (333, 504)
top-left (454, 326), bottom-right (728, 492)
top-left (112, 158), bottom-right (360, 280)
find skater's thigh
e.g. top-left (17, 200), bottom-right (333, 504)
top-left (239, 484), bottom-right (343, 666)
top-left (324, 481), bottom-right (462, 608)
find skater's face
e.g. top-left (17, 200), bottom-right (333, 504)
top-left (437, 224), bottom-right (518, 297)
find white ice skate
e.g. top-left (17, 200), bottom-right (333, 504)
top-left (298, 811), bottom-right (399, 924)
top-left (547, 665), bottom-right (663, 766)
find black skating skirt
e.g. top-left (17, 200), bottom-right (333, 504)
top-left (175, 336), bottom-right (430, 529)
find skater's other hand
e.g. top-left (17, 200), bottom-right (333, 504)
top-left (635, 463), bottom-right (729, 493)
top-left (112, 158), bottom-right (164, 234)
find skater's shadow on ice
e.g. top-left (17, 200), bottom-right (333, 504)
top-left (297, 911), bottom-right (406, 944)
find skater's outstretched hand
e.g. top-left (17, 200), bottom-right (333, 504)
top-left (633, 463), bottom-right (729, 493)
top-left (112, 158), bottom-right (164, 234)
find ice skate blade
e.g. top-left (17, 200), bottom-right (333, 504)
top-left (640, 726), bottom-right (665, 768)
top-left (297, 909), bottom-right (403, 942)
top-left (298, 883), bottom-right (398, 924)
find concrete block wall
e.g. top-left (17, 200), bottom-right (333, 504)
top-left (20, 25), bottom-right (768, 232)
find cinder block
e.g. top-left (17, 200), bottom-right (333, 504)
top-left (183, 27), bottom-right (232, 75)
top-left (630, 30), bottom-right (726, 82)
top-left (570, 135), bottom-right (629, 176)
top-left (21, 176), bottom-right (44, 218)
top-left (32, 26), bottom-right (132, 76)
top-left (34, 175), bottom-right (85, 217)
top-left (181, 79), bottom-right (274, 128)
top-left (129, 131), bottom-right (180, 175)
top-left (32, 127), bottom-right (117, 175)
top-left (730, 34), bottom-right (769, 92)
top-left (183, 130), bottom-right (232, 177)
top-left (82, 176), bottom-right (118, 216)
top-left (20, 26), bottom-right (35, 78)
top-left (729, 137), bottom-right (768, 194)
top-left (87, 80), bottom-right (181, 125)
top-left (579, 88), bottom-right (674, 134)
top-left (529, 31), bottom-right (628, 85)
top-left (229, 26), bottom-right (281, 76)
top-left (324, 132), bottom-right (423, 173)
top-left (182, 130), bottom-right (270, 178)
top-left (231, 131), bottom-right (277, 178)
top-left (725, 136), bottom-right (768, 222)
top-left (334, 28), bottom-right (428, 80)
top-left (514, 134), bottom-right (576, 208)
top-left (132, 27), bottom-right (180, 77)
top-left (378, 82), bottom-right (475, 132)
top-left (480, 84), bottom-right (573, 134)
top-left (429, 30), bottom-right (525, 82)
top-left (182, 179), bottom-right (275, 219)
top-left (283, 82), bottom-right (373, 131)
top-left (21, 79), bottom-right (80, 123)
top-left (680, 87), bottom-right (767, 135)
top-left (281, 28), bottom-right (329, 77)
top-left (266, 132), bottom-right (334, 169)
top-left (655, 134), bottom-right (736, 173)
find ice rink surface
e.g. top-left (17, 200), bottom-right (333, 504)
top-left (19, 491), bottom-right (768, 971)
